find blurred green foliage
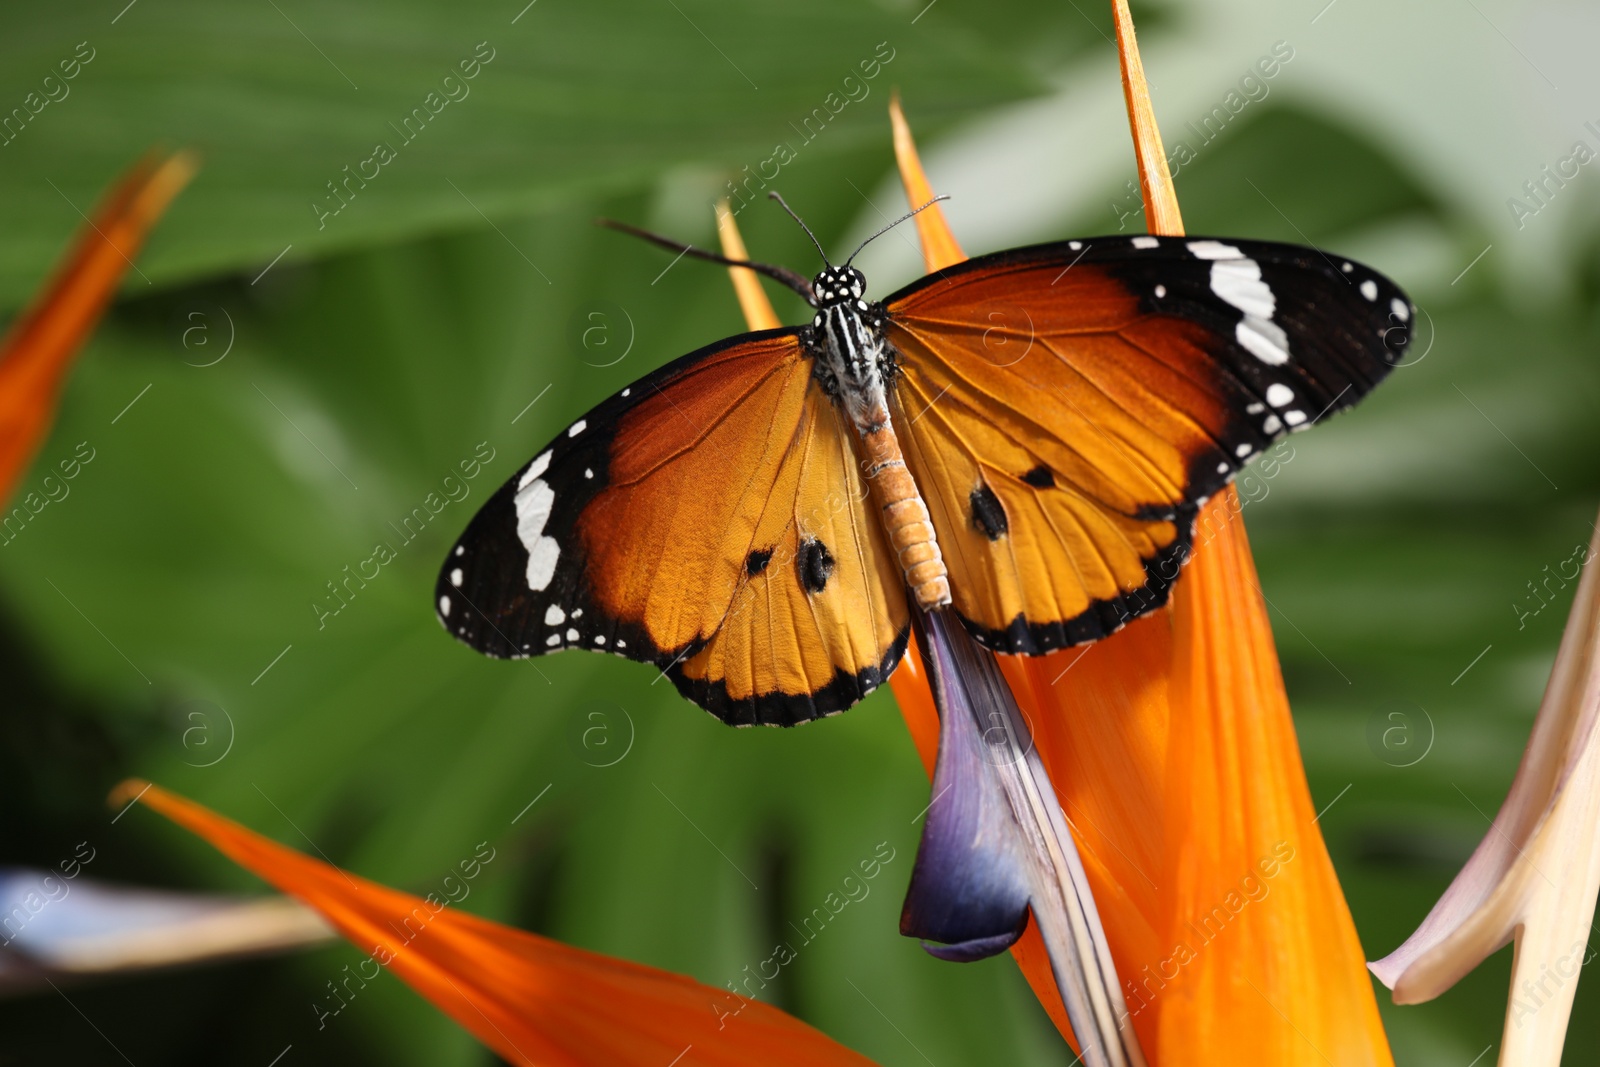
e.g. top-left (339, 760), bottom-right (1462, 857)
top-left (2, 1), bottom-right (1598, 1065)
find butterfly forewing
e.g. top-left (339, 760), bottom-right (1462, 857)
top-left (436, 329), bottom-right (909, 726)
top-left (882, 234), bottom-right (1410, 652)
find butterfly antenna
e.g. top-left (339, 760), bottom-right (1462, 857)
top-left (766, 191), bottom-right (832, 268)
top-left (844, 196), bottom-right (952, 266)
top-left (597, 218), bottom-right (816, 303)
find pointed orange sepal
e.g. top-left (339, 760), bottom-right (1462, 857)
top-left (715, 198), bottom-right (782, 331)
top-left (1108, 1), bottom-right (1180, 238)
top-left (889, 93), bottom-right (964, 272)
top-left (1110, 5), bottom-right (1390, 1058)
top-left (890, 23), bottom-right (1396, 1055)
top-left (115, 780), bottom-right (875, 1067)
top-left (0, 151), bottom-right (195, 506)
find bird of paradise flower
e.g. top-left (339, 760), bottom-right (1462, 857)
top-left (24, 3), bottom-right (1599, 1067)
top-left (103, 8), bottom-right (1395, 1066)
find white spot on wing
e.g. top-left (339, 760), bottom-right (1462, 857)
top-left (1187, 240), bottom-right (1244, 260)
top-left (454, 545), bottom-right (464, 557)
top-left (593, 635), bottom-right (606, 645)
top-left (1262, 414), bottom-right (1282, 435)
top-left (439, 595), bottom-right (451, 616)
top-left (621, 388), bottom-right (631, 397)
top-left (1265, 383), bottom-right (1294, 408)
top-left (547, 634), bottom-right (561, 647)
top-left (568, 420), bottom-right (587, 437)
top-left (527, 540), bottom-right (560, 591)
top-left (1154, 284), bottom-right (1166, 298)
top-left (1284, 409), bottom-right (1307, 426)
top-left (518, 451), bottom-right (552, 491)
top-left (1068, 240), bottom-right (1082, 250)
top-left (515, 474), bottom-right (561, 591)
top-left (1207, 254), bottom-right (1289, 365)
top-left (1236, 318), bottom-right (1290, 365)
top-left (450, 568), bottom-right (463, 587)
top-left (566, 628), bottom-right (579, 641)
top-left (1360, 279), bottom-right (1378, 301)
top-left (1211, 258), bottom-right (1274, 318)
top-left (1217, 461), bottom-right (1229, 474)
top-left (1391, 298), bottom-right (1410, 322)
top-left (1131, 236), bottom-right (1160, 249)
top-left (545, 604), bottom-right (565, 626)
top-left (1235, 443), bottom-right (1253, 458)
top-left (1246, 402), bottom-right (1265, 415)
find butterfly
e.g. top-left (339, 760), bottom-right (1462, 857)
top-left (436, 196), bottom-right (1412, 727)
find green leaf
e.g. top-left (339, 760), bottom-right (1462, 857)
top-left (0, 0), bottom-right (1043, 305)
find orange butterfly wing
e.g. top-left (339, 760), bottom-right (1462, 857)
top-left (439, 330), bottom-right (907, 726)
top-left (881, 235), bottom-right (1408, 652)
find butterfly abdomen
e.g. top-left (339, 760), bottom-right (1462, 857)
top-left (861, 421), bottom-right (951, 610)
top-left (810, 266), bottom-right (952, 611)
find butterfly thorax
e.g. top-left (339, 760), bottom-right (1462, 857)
top-left (808, 266), bottom-right (893, 433)
top-left (806, 265), bottom-right (952, 611)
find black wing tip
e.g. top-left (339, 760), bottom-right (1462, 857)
top-left (671, 626), bottom-right (911, 727)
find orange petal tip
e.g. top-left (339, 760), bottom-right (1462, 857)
top-left (0, 148), bottom-right (195, 505)
top-left (888, 93), bottom-right (964, 273)
top-left (108, 778), bottom-right (152, 809)
top-left (716, 198), bottom-right (782, 331)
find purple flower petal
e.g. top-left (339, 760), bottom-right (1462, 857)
top-left (899, 611), bottom-right (1034, 961)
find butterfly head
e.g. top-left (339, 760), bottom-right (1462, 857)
top-left (810, 266), bottom-right (867, 310)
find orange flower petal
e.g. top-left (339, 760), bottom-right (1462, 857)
top-left (888, 93), bottom-right (964, 273)
top-left (0, 151), bottom-right (195, 506)
top-left (885, 97), bottom-right (1085, 1047)
top-left (889, 5), bottom-right (1396, 1053)
top-left (1108, 1), bottom-right (1180, 239)
top-left (715, 198), bottom-right (782, 331)
top-left (115, 780), bottom-right (875, 1067)
top-left (1160, 509), bottom-right (1390, 1064)
top-left (888, 632), bottom-right (940, 777)
top-left (1106, 5), bottom-right (1390, 1058)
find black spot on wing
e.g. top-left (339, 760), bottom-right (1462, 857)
top-left (796, 538), bottom-right (835, 594)
top-left (745, 548), bottom-right (772, 576)
top-left (1021, 465), bottom-right (1055, 488)
top-left (969, 485), bottom-right (1008, 541)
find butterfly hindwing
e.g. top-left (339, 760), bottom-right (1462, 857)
top-left (669, 385), bottom-right (910, 725)
top-left (436, 329), bottom-right (909, 726)
top-left (882, 234), bottom-right (1410, 652)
